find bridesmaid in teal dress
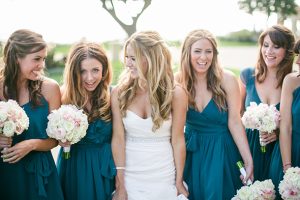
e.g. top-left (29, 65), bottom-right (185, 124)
top-left (0, 29), bottom-right (64, 199)
top-left (270, 40), bottom-right (300, 199)
top-left (57, 41), bottom-right (116, 200)
top-left (176, 29), bottom-right (254, 200)
top-left (239, 25), bottom-right (295, 189)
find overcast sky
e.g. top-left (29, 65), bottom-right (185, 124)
top-left (0, 0), bottom-right (293, 44)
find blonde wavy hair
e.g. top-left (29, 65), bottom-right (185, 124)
top-left (255, 25), bottom-right (295, 88)
top-left (118, 31), bottom-right (174, 131)
top-left (62, 42), bottom-right (112, 122)
top-left (178, 29), bottom-right (226, 111)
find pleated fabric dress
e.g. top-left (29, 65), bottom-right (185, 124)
top-left (269, 86), bottom-right (300, 199)
top-left (240, 67), bottom-right (277, 181)
top-left (0, 98), bottom-right (64, 200)
top-left (57, 118), bottom-right (116, 200)
top-left (183, 99), bottom-right (243, 200)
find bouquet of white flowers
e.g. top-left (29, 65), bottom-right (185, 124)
top-left (232, 179), bottom-right (276, 200)
top-left (241, 102), bottom-right (280, 153)
top-left (279, 167), bottom-right (300, 200)
top-left (46, 104), bottom-right (88, 159)
top-left (0, 99), bottom-right (29, 137)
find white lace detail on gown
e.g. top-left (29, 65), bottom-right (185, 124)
top-left (123, 110), bottom-right (177, 200)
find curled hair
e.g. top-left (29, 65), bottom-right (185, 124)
top-left (62, 42), bottom-right (112, 122)
top-left (294, 39), bottom-right (300, 77)
top-left (256, 25), bottom-right (295, 88)
top-left (1, 29), bottom-right (46, 106)
top-left (118, 31), bottom-right (174, 131)
top-left (178, 29), bottom-right (226, 111)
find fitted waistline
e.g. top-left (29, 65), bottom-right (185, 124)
top-left (126, 136), bottom-right (171, 143)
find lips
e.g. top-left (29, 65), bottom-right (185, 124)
top-left (84, 82), bottom-right (96, 88)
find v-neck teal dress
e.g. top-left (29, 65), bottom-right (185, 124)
top-left (269, 85), bottom-right (300, 199)
top-left (183, 99), bottom-right (243, 200)
top-left (0, 98), bottom-right (64, 200)
top-left (240, 68), bottom-right (277, 181)
top-left (57, 118), bottom-right (116, 200)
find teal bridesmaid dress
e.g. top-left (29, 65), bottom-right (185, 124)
top-left (291, 86), bottom-right (300, 168)
top-left (183, 99), bottom-right (243, 200)
top-left (0, 98), bottom-right (64, 200)
top-left (57, 118), bottom-right (116, 200)
top-left (240, 68), bottom-right (277, 181)
top-left (269, 86), bottom-right (300, 199)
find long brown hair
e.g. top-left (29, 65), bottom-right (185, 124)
top-left (62, 42), bottom-right (112, 122)
top-left (178, 29), bottom-right (226, 111)
top-left (256, 25), bottom-right (295, 88)
top-left (1, 29), bottom-right (46, 106)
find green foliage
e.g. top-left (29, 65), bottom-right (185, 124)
top-left (45, 44), bottom-right (70, 69)
top-left (238, 0), bottom-right (298, 21)
top-left (218, 29), bottom-right (261, 44)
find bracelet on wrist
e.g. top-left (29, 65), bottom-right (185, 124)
top-left (283, 163), bottom-right (292, 168)
top-left (116, 166), bottom-right (126, 170)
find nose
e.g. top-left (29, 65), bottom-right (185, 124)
top-left (86, 72), bottom-right (93, 81)
top-left (126, 58), bottom-right (132, 67)
top-left (200, 52), bottom-right (207, 59)
top-left (38, 60), bottom-right (45, 70)
top-left (266, 46), bottom-right (273, 54)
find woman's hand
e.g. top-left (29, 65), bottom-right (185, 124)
top-left (176, 181), bottom-right (189, 198)
top-left (240, 162), bottom-right (254, 185)
top-left (112, 186), bottom-right (128, 200)
top-left (58, 140), bottom-right (71, 147)
top-left (0, 134), bottom-right (12, 150)
top-left (1, 140), bottom-right (34, 163)
top-left (259, 131), bottom-right (277, 145)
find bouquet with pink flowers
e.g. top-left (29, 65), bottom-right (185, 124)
top-left (241, 102), bottom-right (280, 153)
top-left (279, 167), bottom-right (300, 200)
top-left (232, 179), bottom-right (276, 200)
top-left (0, 100), bottom-right (29, 138)
top-left (46, 104), bottom-right (88, 159)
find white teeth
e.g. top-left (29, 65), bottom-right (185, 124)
top-left (266, 55), bottom-right (275, 59)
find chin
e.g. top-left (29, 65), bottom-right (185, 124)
top-left (84, 87), bottom-right (96, 92)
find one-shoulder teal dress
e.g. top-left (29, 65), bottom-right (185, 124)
top-left (269, 86), bottom-right (300, 199)
top-left (240, 68), bottom-right (277, 181)
top-left (183, 99), bottom-right (243, 200)
top-left (0, 98), bottom-right (64, 200)
top-left (57, 118), bottom-right (116, 200)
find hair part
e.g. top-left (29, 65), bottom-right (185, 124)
top-left (62, 41), bottom-right (112, 122)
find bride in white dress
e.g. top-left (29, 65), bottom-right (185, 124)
top-left (111, 31), bottom-right (189, 200)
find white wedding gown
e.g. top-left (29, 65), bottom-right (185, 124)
top-left (123, 110), bottom-right (178, 200)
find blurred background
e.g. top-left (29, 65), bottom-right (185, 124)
top-left (1, 0), bottom-right (300, 85)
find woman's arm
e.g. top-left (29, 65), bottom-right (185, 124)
top-left (111, 87), bottom-right (128, 200)
top-left (280, 74), bottom-right (295, 172)
top-left (171, 85), bottom-right (189, 197)
top-left (238, 75), bottom-right (246, 116)
top-left (1, 78), bottom-right (61, 163)
top-left (222, 71), bottom-right (254, 183)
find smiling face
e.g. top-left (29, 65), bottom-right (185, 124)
top-left (125, 43), bottom-right (147, 79)
top-left (17, 48), bottom-right (47, 81)
top-left (190, 38), bottom-right (214, 75)
top-left (261, 34), bottom-right (286, 69)
top-left (80, 58), bottom-right (103, 92)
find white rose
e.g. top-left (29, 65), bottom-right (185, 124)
top-left (3, 120), bottom-right (16, 137)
